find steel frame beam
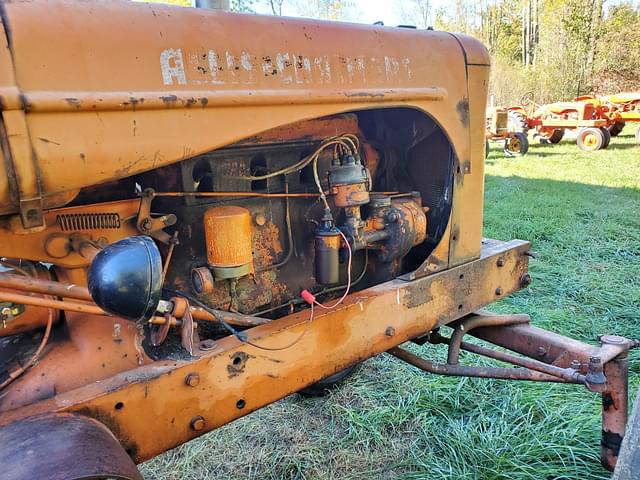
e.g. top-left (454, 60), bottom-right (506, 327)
top-left (0, 238), bottom-right (530, 462)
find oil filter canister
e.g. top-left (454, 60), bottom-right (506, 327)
top-left (315, 228), bottom-right (341, 285)
top-left (203, 206), bottom-right (253, 280)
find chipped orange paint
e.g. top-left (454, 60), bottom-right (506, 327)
top-left (0, 1), bottom-right (502, 471)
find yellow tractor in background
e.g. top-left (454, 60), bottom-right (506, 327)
top-left (485, 107), bottom-right (529, 157)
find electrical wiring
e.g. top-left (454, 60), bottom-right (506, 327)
top-left (245, 303), bottom-right (314, 351)
top-left (232, 135), bottom-right (358, 183)
top-left (0, 309), bottom-right (54, 390)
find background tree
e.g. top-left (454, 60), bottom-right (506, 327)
top-left (295, 0), bottom-right (354, 21)
top-left (396, 0), bottom-right (640, 105)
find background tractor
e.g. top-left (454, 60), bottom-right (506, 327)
top-left (485, 107), bottom-right (529, 157)
top-left (509, 99), bottom-right (615, 152)
top-left (577, 93), bottom-right (640, 143)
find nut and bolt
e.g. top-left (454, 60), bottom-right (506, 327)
top-left (140, 218), bottom-right (152, 232)
top-left (190, 416), bottom-right (206, 431)
top-left (570, 359), bottom-right (581, 371)
top-left (520, 273), bottom-right (532, 287)
top-left (185, 373), bottom-right (200, 387)
top-left (385, 326), bottom-right (396, 337)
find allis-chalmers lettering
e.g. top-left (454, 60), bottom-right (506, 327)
top-left (160, 47), bottom-right (413, 86)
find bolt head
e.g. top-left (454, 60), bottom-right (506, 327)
top-left (520, 273), bottom-right (532, 287)
top-left (496, 257), bottom-right (505, 267)
top-left (190, 416), bottom-right (205, 431)
top-left (185, 373), bottom-right (200, 387)
top-left (385, 326), bottom-right (395, 337)
top-left (495, 287), bottom-right (503, 296)
top-left (254, 213), bottom-right (267, 226)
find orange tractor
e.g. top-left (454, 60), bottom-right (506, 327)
top-left (577, 92), bottom-right (640, 143)
top-left (0, 2), bottom-right (637, 479)
top-left (508, 100), bottom-right (616, 152)
top-left (485, 107), bottom-right (529, 157)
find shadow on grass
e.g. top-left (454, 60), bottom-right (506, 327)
top-left (484, 173), bottom-right (639, 342)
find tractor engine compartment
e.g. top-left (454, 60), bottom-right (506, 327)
top-left (0, 108), bottom-right (457, 401)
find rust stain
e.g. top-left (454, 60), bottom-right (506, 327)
top-left (456, 97), bottom-right (470, 126)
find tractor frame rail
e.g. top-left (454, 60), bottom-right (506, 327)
top-left (0, 238), bottom-right (636, 473)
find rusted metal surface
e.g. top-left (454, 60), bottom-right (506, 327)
top-left (0, 1), bottom-right (479, 222)
top-left (0, 239), bottom-right (530, 462)
top-left (0, 290), bottom-right (106, 316)
top-left (447, 312), bottom-right (531, 364)
top-left (389, 346), bottom-right (575, 383)
top-left (0, 290), bottom-right (58, 337)
top-left (204, 206), bottom-right (253, 273)
top-left (428, 327), bottom-right (587, 384)
top-left (469, 322), bottom-right (633, 368)
top-left (0, 199), bottom-right (140, 269)
top-left (468, 322), bottom-right (636, 472)
top-left (0, 413), bottom-right (142, 480)
top-left (601, 351), bottom-right (629, 471)
top-left (0, 273), bottom-right (93, 301)
top-left (0, 312), bottom-right (151, 412)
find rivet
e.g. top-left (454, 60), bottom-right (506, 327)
top-left (385, 326), bottom-right (395, 337)
top-left (185, 373), bottom-right (200, 387)
top-left (190, 416), bottom-right (205, 431)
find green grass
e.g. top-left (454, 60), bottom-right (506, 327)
top-left (142, 130), bottom-right (640, 480)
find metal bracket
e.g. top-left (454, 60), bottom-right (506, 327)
top-left (136, 188), bottom-right (177, 243)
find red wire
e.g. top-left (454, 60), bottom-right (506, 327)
top-left (314, 229), bottom-right (352, 310)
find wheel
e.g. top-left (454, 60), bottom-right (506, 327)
top-left (600, 127), bottom-right (611, 148)
top-left (299, 364), bottom-right (358, 396)
top-left (507, 111), bottom-right (529, 134)
top-left (548, 129), bottom-right (564, 144)
top-left (577, 127), bottom-right (605, 151)
top-left (608, 121), bottom-right (625, 137)
top-left (536, 129), bottom-right (564, 144)
top-left (503, 132), bottom-right (529, 157)
top-left (0, 414), bottom-right (143, 480)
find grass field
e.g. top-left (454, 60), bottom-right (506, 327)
top-left (142, 129), bottom-right (640, 480)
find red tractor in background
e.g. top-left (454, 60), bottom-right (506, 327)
top-left (507, 100), bottom-right (615, 152)
top-left (576, 92), bottom-right (640, 143)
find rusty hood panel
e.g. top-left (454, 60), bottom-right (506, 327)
top-left (0, 0), bottom-right (478, 215)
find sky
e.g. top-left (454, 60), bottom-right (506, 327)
top-left (251, 0), bottom-right (640, 25)
top-left (253, 0), bottom-right (406, 26)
